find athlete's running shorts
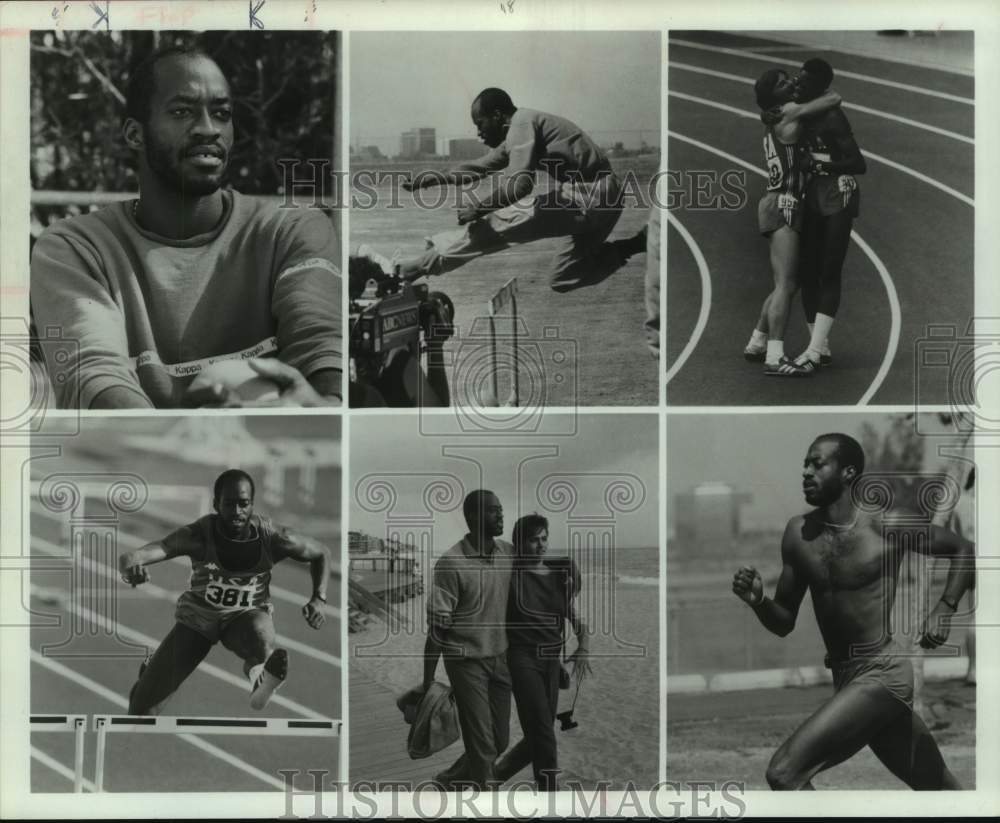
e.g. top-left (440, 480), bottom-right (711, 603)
top-left (758, 191), bottom-right (804, 235)
top-left (805, 175), bottom-right (861, 218)
top-left (827, 646), bottom-right (914, 708)
top-left (175, 591), bottom-right (274, 644)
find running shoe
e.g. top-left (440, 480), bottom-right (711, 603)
top-left (765, 356), bottom-right (814, 377)
top-left (744, 343), bottom-right (766, 363)
top-left (250, 648), bottom-right (289, 711)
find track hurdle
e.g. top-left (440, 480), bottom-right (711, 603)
top-left (31, 714), bottom-right (87, 792)
top-left (487, 276), bottom-right (520, 406)
top-left (92, 715), bottom-right (345, 792)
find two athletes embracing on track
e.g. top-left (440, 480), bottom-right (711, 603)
top-left (745, 58), bottom-right (866, 378)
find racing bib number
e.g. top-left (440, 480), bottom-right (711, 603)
top-left (777, 193), bottom-right (798, 211)
top-left (205, 580), bottom-right (255, 610)
top-left (763, 133), bottom-right (782, 189)
top-left (767, 158), bottom-right (782, 189)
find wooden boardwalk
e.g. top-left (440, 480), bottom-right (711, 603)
top-left (348, 663), bottom-right (460, 786)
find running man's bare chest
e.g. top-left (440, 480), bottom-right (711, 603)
top-left (795, 527), bottom-right (897, 592)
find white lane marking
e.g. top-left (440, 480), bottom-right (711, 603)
top-left (669, 38), bottom-right (975, 98)
top-left (30, 651), bottom-right (288, 791)
top-left (669, 90), bottom-right (975, 207)
top-left (670, 61), bottom-right (974, 145)
top-left (31, 537), bottom-right (342, 669)
top-left (669, 129), bottom-right (901, 406)
top-left (664, 213), bottom-right (712, 385)
top-left (30, 746), bottom-right (98, 792)
top-left (849, 232), bottom-right (901, 405)
top-left (29, 583), bottom-right (329, 719)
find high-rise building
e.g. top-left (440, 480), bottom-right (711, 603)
top-left (400, 127), bottom-right (437, 158)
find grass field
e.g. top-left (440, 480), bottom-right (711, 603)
top-left (350, 156), bottom-right (660, 407)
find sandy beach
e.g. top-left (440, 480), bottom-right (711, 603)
top-left (350, 573), bottom-right (659, 788)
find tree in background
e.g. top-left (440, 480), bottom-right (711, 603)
top-left (860, 413), bottom-right (973, 723)
top-left (858, 414), bottom-right (926, 513)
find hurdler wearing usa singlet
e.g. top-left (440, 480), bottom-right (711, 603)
top-left (119, 470), bottom-right (331, 714)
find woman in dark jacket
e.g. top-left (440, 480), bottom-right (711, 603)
top-left (495, 513), bottom-right (590, 790)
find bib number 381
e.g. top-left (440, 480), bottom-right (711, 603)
top-left (205, 582), bottom-right (254, 609)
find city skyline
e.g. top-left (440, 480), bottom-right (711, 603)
top-left (351, 31), bottom-right (660, 158)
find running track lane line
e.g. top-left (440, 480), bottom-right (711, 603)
top-left (31, 536), bottom-right (342, 669)
top-left (668, 38), bottom-right (975, 99)
top-left (736, 43), bottom-right (975, 79)
top-left (30, 650), bottom-right (289, 791)
top-left (670, 62), bottom-right (974, 145)
top-left (664, 212), bottom-right (712, 385)
top-left (30, 746), bottom-right (98, 792)
top-left (668, 129), bottom-right (901, 406)
top-left (28, 583), bottom-right (330, 718)
top-left (669, 90), bottom-right (975, 207)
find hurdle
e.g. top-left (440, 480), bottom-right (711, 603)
top-left (487, 276), bottom-right (519, 406)
top-left (31, 714), bottom-right (87, 792)
top-left (92, 715), bottom-right (345, 792)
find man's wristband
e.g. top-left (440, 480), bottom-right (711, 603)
top-left (312, 593), bottom-right (327, 603)
top-left (751, 591), bottom-right (766, 608)
top-left (939, 595), bottom-right (959, 611)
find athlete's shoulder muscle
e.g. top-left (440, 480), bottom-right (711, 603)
top-left (163, 519), bottom-right (208, 559)
top-left (817, 107), bottom-right (854, 137)
top-left (781, 515), bottom-right (810, 558)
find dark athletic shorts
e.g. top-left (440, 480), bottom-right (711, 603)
top-left (827, 647), bottom-right (914, 708)
top-left (805, 175), bottom-right (861, 218)
top-left (175, 591), bottom-right (274, 644)
top-left (758, 191), bottom-right (804, 235)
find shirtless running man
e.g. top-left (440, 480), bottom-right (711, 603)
top-left (732, 433), bottom-right (974, 789)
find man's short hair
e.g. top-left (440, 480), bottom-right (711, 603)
top-left (463, 489), bottom-right (495, 524)
top-left (512, 513), bottom-right (549, 556)
top-left (213, 469), bottom-right (255, 502)
top-left (801, 58), bottom-right (834, 91)
top-left (814, 433), bottom-right (865, 478)
top-left (473, 88), bottom-right (516, 116)
top-left (754, 69), bottom-right (785, 110)
top-left (125, 45), bottom-right (214, 126)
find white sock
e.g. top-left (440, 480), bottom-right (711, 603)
top-left (766, 340), bottom-right (785, 364)
top-left (247, 662), bottom-right (264, 690)
top-left (808, 314), bottom-right (835, 359)
top-left (807, 322), bottom-right (831, 355)
top-left (748, 328), bottom-right (767, 347)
